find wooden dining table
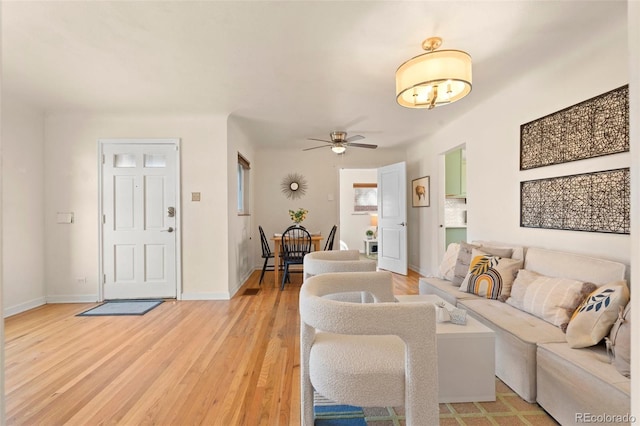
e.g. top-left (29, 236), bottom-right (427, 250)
top-left (270, 234), bottom-right (323, 286)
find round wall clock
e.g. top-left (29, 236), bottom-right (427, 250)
top-left (281, 173), bottom-right (308, 200)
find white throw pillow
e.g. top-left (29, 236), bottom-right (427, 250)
top-left (566, 281), bottom-right (630, 348)
top-left (438, 243), bottom-right (460, 281)
top-left (452, 242), bottom-right (480, 285)
top-left (506, 270), bottom-right (596, 331)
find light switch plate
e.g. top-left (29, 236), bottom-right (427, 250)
top-left (56, 212), bottom-right (74, 224)
top-left (192, 192), bottom-right (201, 202)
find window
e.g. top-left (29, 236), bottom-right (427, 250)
top-left (353, 183), bottom-right (377, 212)
top-left (237, 153), bottom-right (250, 214)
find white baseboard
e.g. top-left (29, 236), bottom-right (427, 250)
top-left (228, 269), bottom-right (254, 298)
top-left (409, 264), bottom-right (429, 277)
top-left (5, 294), bottom-right (100, 318)
top-left (181, 292), bottom-right (231, 300)
top-left (46, 295), bottom-right (100, 304)
top-left (4, 297), bottom-right (47, 318)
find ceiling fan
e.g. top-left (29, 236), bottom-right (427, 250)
top-left (303, 131), bottom-right (378, 154)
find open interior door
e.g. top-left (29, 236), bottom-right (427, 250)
top-left (377, 162), bottom-right (408, 275)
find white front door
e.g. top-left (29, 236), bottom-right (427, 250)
top-left (377, 161), bottom-right (408, 275)
top-left (100, 140), bottom-right (180, 300)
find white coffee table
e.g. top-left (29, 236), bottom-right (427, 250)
top-left (396, 294), bottom-right (496, 403)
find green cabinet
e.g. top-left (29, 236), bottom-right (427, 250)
top-left (445, 148), bottom-right (466, 198)
top-left (446, 227), bottom-right (467, 248)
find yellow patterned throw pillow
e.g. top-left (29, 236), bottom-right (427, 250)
top-left (566, 281), bottom-right (630, 348)
top-left (459, 249), bottom-right (523, 299)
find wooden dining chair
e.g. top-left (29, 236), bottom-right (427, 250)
top-left (280, 225), bottom-right (312, 290)
top-left (323, 225), bottom-right (337, 251)
top-left (258, 226), bottom-right (276, 285)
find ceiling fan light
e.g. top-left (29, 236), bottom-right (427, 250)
top-left (331, 145), bottom-right (346, 154)
top-left (396, 39), bottom-right (472, 109)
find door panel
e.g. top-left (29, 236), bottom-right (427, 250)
top-left (145, 176), bottom-right (166, 229)
top-left (102, 142), bottom-right (178, 299)
top-left (380, 228), bottom-right (401, 259)
top-left (377, 162), bottom-right (408, 275)
top-left (114, 176), bottom-right (135, 229)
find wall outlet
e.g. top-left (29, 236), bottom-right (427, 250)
top-left (76, 277), bottom-right (86, 286)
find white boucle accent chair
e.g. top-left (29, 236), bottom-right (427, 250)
top-left (300, 271), bottom-right (438, 426)
top-left (302, 249), bottom-right (377, 281)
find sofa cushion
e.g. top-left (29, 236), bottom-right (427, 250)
top-left (566, 281), bottom-right (629, 348)
top-left (459, 249), bottom-right (523, 299)
top-left (453, 242), bottom-right (513, 285)
top-left (458, 298), bottom-right (567, 345)
top-left (419, 277), bottom-right (477, 306)
top-left (536, 342), bottom-right (630, 426)
top-left (506, 270), bottom-right (596, 332)
top-left (537, 342), bottom-right (630, 394)
top-left (438, 243), bottom-right (460, 281)
top-left (472, 240), bottom-right (524, 260)
top-left (607, 302), bottom-right (631, 378)
top-left (523, 247), bottom-right (626, 285)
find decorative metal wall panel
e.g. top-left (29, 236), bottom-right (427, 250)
top-left (520, 168), bottom-right (630, 234)
top-left (520, 85), bottom-right (629, 170)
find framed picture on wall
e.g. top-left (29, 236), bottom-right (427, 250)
top-left (412, 176), bottom-right (430, 207)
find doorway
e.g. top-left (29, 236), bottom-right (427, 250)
top-left (442, 146), bottom-right (467, 250)
top-left (338, 168), bottom-right (378, 253)
top-left (338, 162), bottom-right (408, 275)
top-left (98, 139), bottom-right (181, 300)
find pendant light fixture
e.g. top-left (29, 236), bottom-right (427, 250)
top-left (395, 37), bottom-right (472, 109)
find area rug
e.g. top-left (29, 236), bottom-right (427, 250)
top-left (77, 300), bottom-right (164, 316)
top-left (314, 378), bottom-right (558, 425)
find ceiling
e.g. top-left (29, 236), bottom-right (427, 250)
top-left (1, 1), bottom-right (627, 150)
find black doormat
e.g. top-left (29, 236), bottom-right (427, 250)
top-left (77, 300), bottom-right (164, 316)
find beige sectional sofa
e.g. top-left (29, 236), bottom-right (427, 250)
top-left (419, 242), bottom-right (631, 426)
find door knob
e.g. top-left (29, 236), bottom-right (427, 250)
top-left (398, 222), bottom-right (406, 226)
top-left (161, 227), bottom-right (174, 233)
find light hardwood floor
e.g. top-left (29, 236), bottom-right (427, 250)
top-left (5, 268), bottom-right (419, 425)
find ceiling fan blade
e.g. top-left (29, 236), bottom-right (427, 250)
top-left (307, 138), bottom-right (333, 144)
top-left (345, 134), bottom-right (365, 142)
top-left (348, 142), bottom-right (377, 149)
top-left (303, 145), bottom-right (331, 151)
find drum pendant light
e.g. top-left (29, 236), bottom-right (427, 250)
top-left (396, 37), bottom-right (472, 109)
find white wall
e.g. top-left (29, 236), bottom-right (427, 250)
top-left (227, 116), bottom-right (255, 296)
top-left (2, 98), bottom-right (46, 315)
top-left (406, 13), bottom-right (630, 276)
top-left (252, 147), bottom-right (405, 270)
top-left (338, 168), bottom-right (377, 252)
top-left (627, 1), bottom-right (639, 419)
top-left (43, 113), bottom-right (230, 301)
